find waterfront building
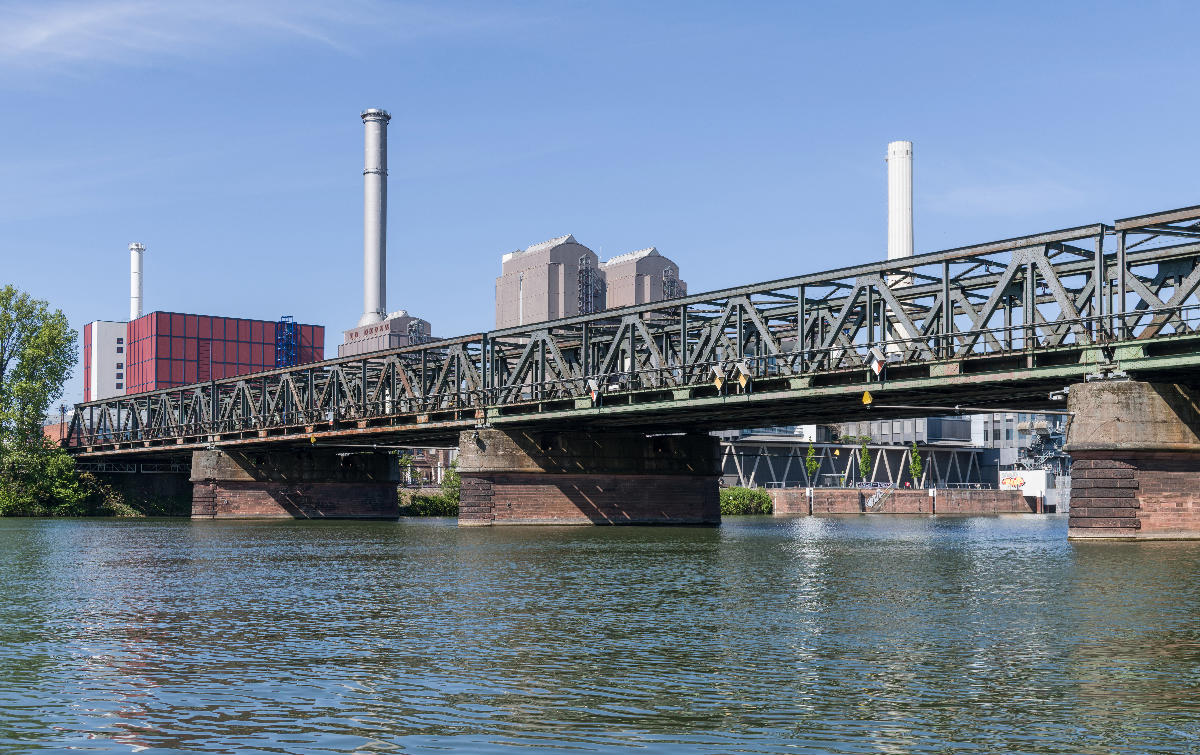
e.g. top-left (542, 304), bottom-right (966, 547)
top-left (84, 313), bottom-right (324, 400)
top-left (495, 236), bottom-right (688, 328)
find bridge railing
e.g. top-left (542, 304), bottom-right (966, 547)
top-left (65, 205), bottom-right (1200, 450)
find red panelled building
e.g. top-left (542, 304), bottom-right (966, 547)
top-left (106, 312), bottom-right (322, 396)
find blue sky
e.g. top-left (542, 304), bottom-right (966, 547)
top-left (2, 0), bottom-right (1198, 404)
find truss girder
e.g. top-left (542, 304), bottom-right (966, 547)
top-left (65, 207), bottom-right (1200, 449)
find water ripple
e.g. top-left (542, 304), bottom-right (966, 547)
top-left (0, 515), bottom-right (1197, 753)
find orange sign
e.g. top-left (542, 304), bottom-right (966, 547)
top-left (1000, 475), bottom-right (1025, 489)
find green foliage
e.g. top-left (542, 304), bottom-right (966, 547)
top-left (397, 460), bottom-right (461, 517)
top-left (908, 441), bottom-right (923, 485)
top-left (858, 440), bottom-right (872, 480)
top-left (441, 460), bottom-right (460, 502)
top-left (0, 286), bottom-right (76, 446)
top-left (0, 286), bottom-right (118, 516)
top-left (719, 486), bottom-right (772, 515)
top-left (0, 442), bottom-right (135, 517)
top-left (401, 493), bottom-right (459, 517)
top-left (804, 443), bottom-right (819, 480)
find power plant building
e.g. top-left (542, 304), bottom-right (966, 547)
top-left (495, 235), bottom-right (600, 328)
top-left (84, 313), bottom-right (324, 401)
top-left (601, 247), bottom-right (687, 308)
top-left (495, 236), bottom-right (687, 328)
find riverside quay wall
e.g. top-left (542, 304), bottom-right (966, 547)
top-left (770, 488), bottom-right (1032, 516)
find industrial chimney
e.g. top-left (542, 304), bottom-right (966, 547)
top-left (358, 108), bottom-right (390, 327)
top-left (129, 242), bottom-right (145, 321)
top-left (886, 141), bottom-right (913, 260)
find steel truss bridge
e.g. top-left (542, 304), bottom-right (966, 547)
top-left (67, 204), bottom-right (1200, 457)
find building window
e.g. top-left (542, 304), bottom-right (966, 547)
top-left (115, 382), bottom-right (123, 389)
top-left (1006, 429), bottom-right (1013, 441)
top-left (116, 362), bottom-right (123, 369)
top-left (115, 372), bottom-right (123, 379)
top-left (993, 429), bottom-right (1001, 442)
top-left (116, 338), bottom-right (124, 344)
top-left (116, 346), bottom-right (123, 353)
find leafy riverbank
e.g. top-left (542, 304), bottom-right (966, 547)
top-left (719, 486), bottom-right (773, 515)
top-left (0, 286), bottom-right (129, 516)
top-left (398, 461), bottom-right (461, 516)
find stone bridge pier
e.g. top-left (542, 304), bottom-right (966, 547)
top-left (1067, 380), bottom-right (1200, 539)
top-left (190, 448), bottom-right (399, 519)
top-left (457, 429), bottom-right (720, 525)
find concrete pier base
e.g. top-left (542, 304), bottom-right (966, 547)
top-left (190, 449), bottom-right (399, 519)
top-left (457, 429), bottom-right (720, 525)
top-left (1067, 380), bottom-right (1200, 539)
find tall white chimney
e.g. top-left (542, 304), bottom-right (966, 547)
top-left (359, 108), bottom-right (390, 327)
top-left (129, 242), bottom-right (145, 321)
top-left (886, 140), bottom-right (913, 260)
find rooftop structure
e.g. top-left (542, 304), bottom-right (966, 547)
top-left (495, 235), bottom-right (600, 328)
top-left (495, 237), bottom-right (687, 327)
top-left (600, 246), bottom-right (687, 308)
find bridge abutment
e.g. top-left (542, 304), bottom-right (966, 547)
top-left (1067, 380), bottom-right (1200, 539)
top-left (190, 449), bottom-right (399, 519)
top-left (457, 429), bottom-right (720, 525)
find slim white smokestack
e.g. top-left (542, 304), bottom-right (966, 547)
top-left (359, 108), bottom-right (390, 327)
top-left (887, 140), bottom-right (913, 260)
top-left (129, 242), bottom-right (145, 321)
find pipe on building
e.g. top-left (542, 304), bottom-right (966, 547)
top-left (359, 108), bottom-right (390, 327)
top-left (129, 243), bottom-right (145, 321)
top-left (886, 141), bottom-right (913, 261)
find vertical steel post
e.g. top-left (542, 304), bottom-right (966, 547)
top-left (797, 284), bottom-right (806, 372)
top-left (865, 286), bottom-right (874, 348)
top-left (1003, 295), bottom-right (1013, 351)
top-left (307, 368), bottom-right (315, 421)
top-left (331, 369), bottom-right (339, 425)
top-left (1117, 230), bottom-right (1127, 339)
top-left (628, 324), bottom-right (636, 382)
top-left (581, 325), bottom-right (590, 376)
top-left (538, 339), bottom-right (546, 399)
top-left (736, 304), bottom-right (744, 360)
top-left (420, 348), bottom-right (427, 408)
top-left (481, 335), bottom-right (490, 393)
top-left (1093, 232), bottom-right (1105, 338)
top-left (941, 261), bottom-right (951, 359)
top-left (1024, 261), bottom-right (1035, 351)
top-left (680, 306), bottom-right (688, 370)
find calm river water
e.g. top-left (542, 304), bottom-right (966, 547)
top-left (1, 515), bottom-right (1198, 754)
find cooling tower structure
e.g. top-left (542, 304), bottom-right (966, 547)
top-left (359, 108), bottom-right (390, 327)
top-left (129, 242), bottom-right (145, 321)
top-left (887, 140), bottom-right (913, 261)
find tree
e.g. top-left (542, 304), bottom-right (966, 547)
top-left (858, 439), bottom-right (872, 481)
top-left (804, 443), bottom-right (820, 483)
top-left (441, 459), bottom-right (461, 503)
top-left (397, 453), bottom-right (415, 485)
top-left (0, 287), bottom-right (125, 516)
top-left (908, 441), bottom-right (923, 487)
top-left (0, 286), bottom-right (76, 448)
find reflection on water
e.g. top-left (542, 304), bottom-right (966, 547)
top-left (0, 515), bottom-right (1197, 754)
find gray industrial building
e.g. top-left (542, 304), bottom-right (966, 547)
top-left (339, 311), bottom-right (433, 357)
top-left (840, 416), bottom-right (972, 446)
top-left (601, 247), bottom-right (687, 308)
top-left (495, 235), bottom-right (687, 328)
